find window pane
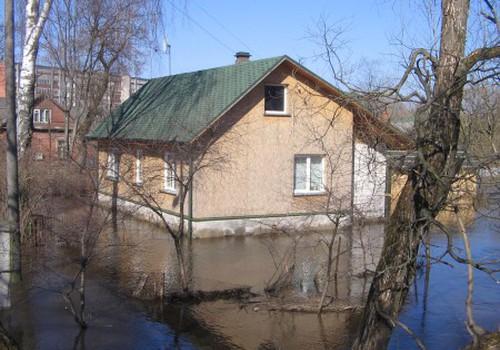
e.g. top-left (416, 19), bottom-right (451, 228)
top-left (294, 157), bottom-right (307, 190)
top-left (107, 152), bottom-right (118, 179)
top-left (136, 150), bottom-right (142, 184)
top-left (310, 156), bottom-right (323, 191)
top-left (265, 85), bottom-right (285, 112)
top-left (33, 109), bottom-right (40, 123)
top-left (164, 153), bottom-right (175, 190)
top-left (42, 109), bottom-right (51, 123)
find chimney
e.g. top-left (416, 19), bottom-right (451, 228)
top-left (235, 52), bottom-right (251, 64)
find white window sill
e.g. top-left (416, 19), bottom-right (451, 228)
top-left (160, 188), bottom-right (177, 195)
top-left (293, 190), bottom-right (326, 197)
top-left (265, 111), bottom-right (290, 117)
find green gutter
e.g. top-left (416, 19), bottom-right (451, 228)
top-left (101, 192), bottom-right (348, 223)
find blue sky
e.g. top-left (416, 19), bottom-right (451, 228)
top-left (0, 1), bottom-right (437, 84)
top-left (144, 0), bottom-right (431, 82)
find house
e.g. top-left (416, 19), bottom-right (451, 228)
top-left (87, 53), bottom-right (409, 238)
top-left (0, 95), bottom-right (102, 166)
top-left (29, 96), bottom-right (72, 161)
top-left (0, 60), bottom-right (147, 163)
top-left (0, 96), bottom-right (74, 160)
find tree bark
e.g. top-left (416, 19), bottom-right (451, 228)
top-left (17, 0), bottom-right (53, 156)
top-left (353, 0), bottom-right (471, 348)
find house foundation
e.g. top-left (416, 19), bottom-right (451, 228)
top-left (98, 194), bottom-right (351, 239)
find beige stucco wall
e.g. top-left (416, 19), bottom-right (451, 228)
top-left (192, 64), bottom-right (354, 220)
top-left (98, 143), bottom-right (182, 217)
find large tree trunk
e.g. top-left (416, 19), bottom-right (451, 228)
top-left (353, 0), bottom-right (470, 348)
top-left (17, 0), bottom-right (53, 156)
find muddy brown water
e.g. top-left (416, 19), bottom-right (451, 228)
top-left (0, 203), bottom-right (499, 349)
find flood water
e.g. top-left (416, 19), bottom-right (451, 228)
top-left (0, 202), bottom-right (499, 349)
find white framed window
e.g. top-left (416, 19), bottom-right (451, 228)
top-left (264, 84), bottom-right (287, 115)
top-left (107, 149), bottom-right (119, 180)
top-left (42, 109), bottom-right (51, 123)
top-left (33, 108), bottom-right (51, 123)
top-left (163, 152), bottom-right (176, 193)
top-left (136, 150), bottom-right (143, 185)
top-left (294, 155), bottom-right (324, 194)
top-left (33, 109), bottom-right (41, 123)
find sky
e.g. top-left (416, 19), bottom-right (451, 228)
top-left (143, 0), bottom-right (432, 82)
top-left (0, 1), bottom-right (439, 84)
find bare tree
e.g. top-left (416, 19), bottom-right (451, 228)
top-left (97, 120), bottom-right (232, 294)
top-left (260, 84), bottom-right (368, 313)
top-left (349, 1), bottom-right (500, 348)
top-left (310, 0), bottom-right (499, 348)
top-left (40, 0), bottom-right (162, 161)
top-left (19, 155), bottom-right (118, 330)
top-left (461, 83), bottom-right (499, 159)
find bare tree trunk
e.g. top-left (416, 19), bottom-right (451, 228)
top-left (423, 231), bottom-right (431, 312)
top-left (17, 0), bottom-right (53, 156)
top-left (353, 183), bottom-right (419, 349)
top-left (5, 0), bottom-right (21, 280)
top-left (318, 217), bottom-right (340, 313)
top-left (456, 209), bottom-right (485, 345)
top-left (353, 1), bottom-right (471, 348)
top-left (79, 226), bottom-right (87, 329)
top-left (173, 238), bottom-right (189, 292)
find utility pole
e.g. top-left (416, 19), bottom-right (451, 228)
top-left (5, 0), bottom-right (22, 281)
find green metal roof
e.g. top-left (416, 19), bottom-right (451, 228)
top-left (87, 56), bottom-right (287, 143)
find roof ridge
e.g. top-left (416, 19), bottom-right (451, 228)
top-left (148, 55), bottom-right (288, 81)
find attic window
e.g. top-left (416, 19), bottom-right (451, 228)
top-left (33, 108), bottom-right (51, 123)
top-left (265, 85), bottom-right (287, 115)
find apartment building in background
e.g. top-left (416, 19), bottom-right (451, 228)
top-left (0, 61), bottom-right (149, 161)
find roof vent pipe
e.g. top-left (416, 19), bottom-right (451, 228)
top-left (235, 52), bottom-right (251, 64)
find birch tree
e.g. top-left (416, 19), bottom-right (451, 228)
top-left (17, 0), bottom-right (53, 156)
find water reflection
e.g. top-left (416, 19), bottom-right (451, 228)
top-left (389, 211), bottom-right (500, 349)
top-left (95, 218), bottom-right (384, 349)
top-left (98, 218), bottom-right (386, 306)
top-left (1, 206), bottom-right (498, 349)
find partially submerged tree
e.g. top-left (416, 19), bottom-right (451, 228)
top-left (21, 157), bottom-right (118, 330)
top-left (96, 120), bottom-right (232, 294)
top-left (348, 1), bottom-right (500, 348)
top-left (310, 0), bottom-right (499, 347)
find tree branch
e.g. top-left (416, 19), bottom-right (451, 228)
top-left (461, 46), bottom-right (500, 76)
